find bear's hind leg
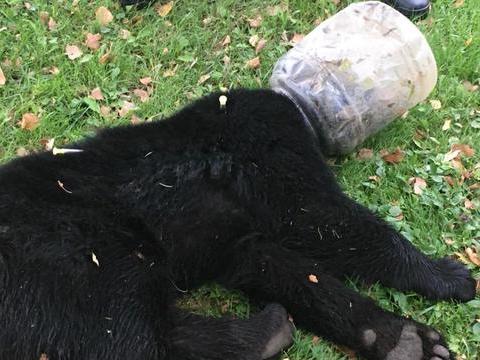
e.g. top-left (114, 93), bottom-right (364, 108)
top-left (168, 304), bottom-right (294, 360)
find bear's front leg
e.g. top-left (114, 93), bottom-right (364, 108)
top-left (219, 240), bottom-right (453, 360)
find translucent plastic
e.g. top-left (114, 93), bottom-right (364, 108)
top-left (270, 1), bottom-right (438, 155)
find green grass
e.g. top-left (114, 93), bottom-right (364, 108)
top-left (0, 0), bottom-right (479, 358)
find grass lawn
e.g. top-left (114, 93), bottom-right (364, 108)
top-left (0, 0), bottom-right (479, 358)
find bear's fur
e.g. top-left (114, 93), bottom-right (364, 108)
top-left (0, 89), bottom-right (475, 360)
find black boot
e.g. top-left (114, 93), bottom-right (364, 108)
top-left (382, 0), bottom-right (431, 19)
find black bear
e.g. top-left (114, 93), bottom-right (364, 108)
top-left (0, 89), bottom-right (475, 360)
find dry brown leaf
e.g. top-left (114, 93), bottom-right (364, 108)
top-left (308, 274), bottom-right (319, 283)
top-left (39, 353), bottom-right (49, 360)
top-left (452, 144), bottom-right (475, 157)
top-left (444, 176), bottom-right (455, 187)
top-left (16, 147), bottom-right (29, 157)
top-left (133, 88), bottom-right (149, 103)
top-left (48, 17), bottom-right (57, 31)
top-left (0, 66), bottom-right (5, 86)
top-left (453, 0), bottom-right (464, 8)
top-left (429, 99), bottom-right (442, 110)
top-left (140, 77), bottom-right (152, 86)
top-left (96, 6), bottom-right (113, 26)
top-left (65, 45), bottom-right (82, 60)
top-left (469, 183), bottom-right (480, 190)
top-left (100, 105), bottom-right (111, 117)
top-left (163, 65), bottom-right (177, 77)
top-left (118, 101), bottom-right (136, 117)
top-left (48, 66), bottom-right (59, 75)
top-left (39, 11), bottom-right (49, 25)
top-left (381, 148), bottom-right (404, 164)
top-left (99, 50), bottom-right (112, 64)
top-left (19, 113), bottom-right (40, 131)
top-left (221, 35), bottom-right (231, 47)
top-left (462, 80), bottom-right (478, 92)
top-left (451, 158), bottom-right (464, 171)
top-left (336, 345), bottom-right (357, 359)
top-left (119, 29), bottom-right (131, 40)
top-left (246, 57), bottom-right (260, 69)
top-left (248, 34), bottom-right (259, 48)
top-left (290, 33), bottom-right (305, 46)
top-left (247, 15), bottom-right (263, 28)
top-left (197, 74), bottom-right (210, 85)
top-left (156, 1), bottom-right (173, 17)
top-left (40, 138), bottom-right (55, 151)
top-left (255, 38), bottom-right (267, 54)
top-left (409, 177), bottom-right (427, 195)
top-left (330, 0), bottom-right (341, 5)
top-left (464, 199), bottom-right (475, 210)
top-left (85, 33), bottom-right (102, 51)
top-left (442, 119), bottom-right (451, 131)
top-left (357, 148), bottom-right (373, 160)
top-left (444, 149), bottom-right (461, 162)
top-left (465, 247), bottom-right (480, 266)
top-left (312, 336), bottom-right (320, 345)
top-left (131, 114), bottom-right (142, 125)
top-left (90, 87), bottom-right (104, 100)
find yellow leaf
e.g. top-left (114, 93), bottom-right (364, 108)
top-left (156, 1), bottom-right (173, 17)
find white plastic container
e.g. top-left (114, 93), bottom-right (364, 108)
top-left (270, 1), bottom-right (437, 155)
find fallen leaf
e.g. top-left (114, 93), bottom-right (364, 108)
top-left (99, 50), bottom-right (112, 64)
top-left (85, 33), bottom-right (102, 50)
top-left (139, 77), bottom-right (152, 86)
top-left (452, 144), bottom-right (475, 157)
top-left (469, 183), bottom-right (480, 190)
top-left (462, 80), bottom-right (478, 92)
top-left (133, 88), bottom-right (149, 102)
top-left (39, 11), bottom-right (49, 25)
top-left (312, 336), bottom-right (320, 345)
top-left (48, 66), bottom-right (59, 75)
top-left (96, 6), bottom-right (113, 26)
top-left (223, 55), bottom-right (231, 65)
top-left (39, 353), bottom-right (49, 360)
top-left (247, 15), bottom-right (262, 28)
top-left (451, 158), bottom-right (464, 171)
top-left (118, 101), bottom-right (136, 117)
top-left (100, 105), bottom-right (111, 117)
top-left (248, 34), bottom-right (259, 48)
top-left (381, 148), bottom-right (404, 164)
top-left (453, 0), bottom-right (464, 8)
top-left (221, 35), bottom-right (231, 47)
top-left (16, 147), bottom-right (29, 157)
top-left (40, 138), bottom-right (55, 151)
top-left (330, 0), bottom-right (341, 5)
top-left (65, 45), bottom-right (82, 60)
top-left (246, 57), bottom-right (260, 69)
top-left (131, 114), bottom-right (142, 125)
top-left (290, 33), bottom-right (305, 45)
top-left (368, 175), bottom-right (380, 182)
top-left (429, 99), bottom-right (442, 110)
top-left (48, 17), bottom-right (56, 31)
top-left (444, 176), bottom-right (455, 186)
top-left (0, 66), bottom-right (5, 85)
top-left (464, 199), bottom-right (475, 209)
top-left (308, 274), bottom-right (318, 283)
top-left (24, 2), bottom-right (32, 10)
top-left (91, 252), bottom-right (100, 266)
top-left (162, 47), bottom-right (169, 54)
top-left (163, 65), bottom-right (177, 77)
top-left (357, 148), bottom-right (373, 160)
top-left (119, 29), bottom-right (131, 40)
top-left (255, 38), bottom-right (267, 54)
top-left (266, 4), bottom-right (288, 16)
top-left (19, 113), bottom-right (40, 130)
top-left (442, 119), bottom-right (451, 131)
top-left (444, 149), bottom-right (461, 162)
top-left (464, 37), bottom-right (473, 47)
top-left (465, 247), bottom-right (480, 266)
top-left (197, 74), bottom-right (210, 85)
top-left (409, 177), bottom-right (427, 195)
top-left (156, 1), bottom-right (173, 17)
top-left (89, 87), bottom-right (104, 100)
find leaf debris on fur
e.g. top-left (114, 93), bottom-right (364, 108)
top-left (57, 180), bottom-right (73, 194)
